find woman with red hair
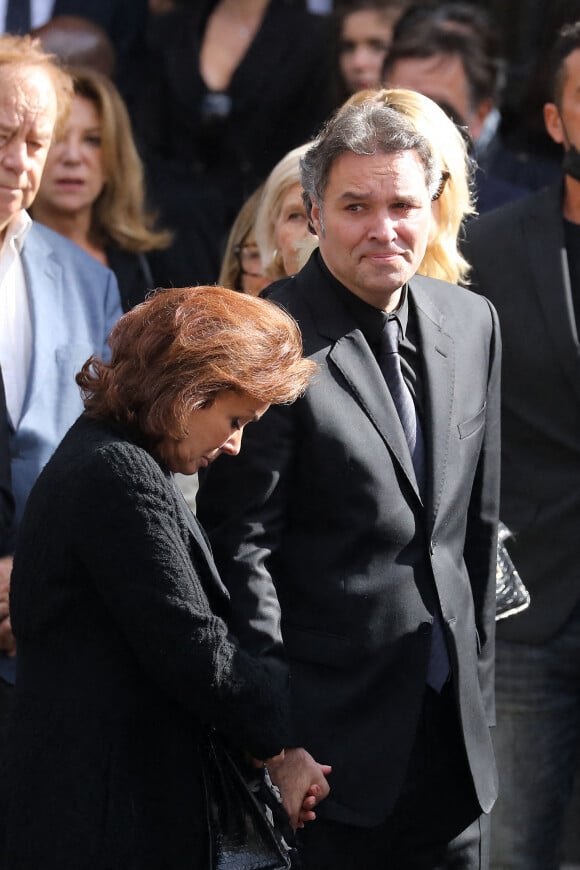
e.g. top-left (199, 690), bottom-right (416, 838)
top-left (0, 285), bottom-right (326, 869)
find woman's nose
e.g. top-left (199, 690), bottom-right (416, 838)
top-left (220, 428), bottom-right (243, 457)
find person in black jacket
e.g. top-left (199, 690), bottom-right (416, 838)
top-left (463, 22), bottom-right (580, 870)
top-left (133, 0), bottom-right (334, 285)
top-left (0, 285), bottom-right (326, 869)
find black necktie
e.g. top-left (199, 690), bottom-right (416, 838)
top-left (378, 317), bottom-right (450, 692)
top-left (5, 0), bottom-right (31, 34)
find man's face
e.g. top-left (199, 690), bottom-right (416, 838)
top-left (544, 49), bottom-right (580, 150)
top-left (386, 53), bottom-right (488, 140)
top-left (311, 149), bottom-right (432, 311)
top-left (0, 64), bottom-right (57, 235)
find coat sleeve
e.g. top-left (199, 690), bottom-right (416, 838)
top-left (463, 297), bottom-right (502, 722)
top-left (197, 401), bottom-right (297, 692)
top-left (72, 443), bottom-right (290, 759)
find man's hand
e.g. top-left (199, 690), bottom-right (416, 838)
top-left (0, 556), bottom-right (15, 656)
top-left (267, 747), bottom-right (331, 830)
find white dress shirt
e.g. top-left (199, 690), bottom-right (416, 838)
top-left (0, 210), bottom-right (33, 428)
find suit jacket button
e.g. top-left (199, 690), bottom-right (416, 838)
top-left (418, 622), bottom-right (431, 636)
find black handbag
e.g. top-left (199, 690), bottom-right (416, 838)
top-left (496, 521), bottom-right (531, 621)
top-left (200, 729), bottom-right (294, 870)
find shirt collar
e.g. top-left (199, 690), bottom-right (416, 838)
top-left (1, 210), bottom-right (32, 256)
top-left (317, 251), bottom-right (409, 347)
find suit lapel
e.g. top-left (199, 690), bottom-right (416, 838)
top-left (297, 257), bottom-right (421, 500)
top-left (172, 479), bottom-right (231, 602)
top-left (329, 330), bottom-right (421, 499)
top-left (410, 278), bottom-right (454, 527)
top-left (19, 227), bottom-right (63, 421)
top-left (524, 184), bottom-right (580, 406)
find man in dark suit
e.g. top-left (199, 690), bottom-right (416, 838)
top-left (463, 21), bottom-right (580, 870)
top-left (198, 101), bottom-right (501, 868)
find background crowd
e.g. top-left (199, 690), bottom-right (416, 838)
top-left (1, 1), bottom-right (580, 868)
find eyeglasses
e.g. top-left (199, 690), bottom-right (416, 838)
top-left (234, 242), bottom-right (263, 277)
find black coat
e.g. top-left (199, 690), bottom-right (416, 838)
top-left (464, 180), bottom-right (580, 644)
top-left (133, 0), bottom-right (334, 284)
top-left (0, 414), bottom-right (289, 869)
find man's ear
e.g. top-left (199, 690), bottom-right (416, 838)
top-left (310, 199), bottom-right (322, 237)
top-left (544, 102), bottom-right (565, 145)
top-left (467, 97), bottom-right (493, 142)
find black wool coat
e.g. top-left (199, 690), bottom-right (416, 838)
top-left (0, 414), bottom-right (289, 870)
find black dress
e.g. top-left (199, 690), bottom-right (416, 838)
top-left (133, 0), bottom-right (334, 285)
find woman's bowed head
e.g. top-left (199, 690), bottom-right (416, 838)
top-left (76, 285), bottom-right (316, 475)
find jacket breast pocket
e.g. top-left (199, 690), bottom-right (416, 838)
top-left (457, 403), bottom-right (486, 440)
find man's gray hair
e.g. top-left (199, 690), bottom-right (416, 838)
top-left (300, 102), bottom-right (441, 209)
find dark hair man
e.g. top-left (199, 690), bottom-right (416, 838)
top-left (198, 100), bottom-right (501, 869)
top-left (383, 7), bottom-right (558, 209)
top-left (464, 20), bottom-right (580, 870)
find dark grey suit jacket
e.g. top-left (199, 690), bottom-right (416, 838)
top-left (198, 252), bottom-right (501, 826)
top-left (465, 180), bottom-right (580, 644)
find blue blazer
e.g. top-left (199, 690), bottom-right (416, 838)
top-left (1, 223), bottom-right (122, 680)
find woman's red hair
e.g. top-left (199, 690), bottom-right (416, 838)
top-left (77, 285), bottom-right (315, 444)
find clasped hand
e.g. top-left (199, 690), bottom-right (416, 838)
top-left (254, 746), bottom-right (331, 830)
top-left (0, 556), bottom-right (15, 656)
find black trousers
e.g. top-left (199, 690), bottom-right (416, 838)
top-left (296, 683), bottom-right (489, 870)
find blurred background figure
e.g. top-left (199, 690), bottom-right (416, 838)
top-left (133, 0), bottom-right (333, 287)
top-left (504, 0), bottom-right (580, 167)
top-left (255, 143), bottom-right (313, 282)
top-left (30, 67), bottom-right (172, 312)
top-left (218, 185), bottom-right (269, 296)
top-left (31, 15), bottom-right (115, 78)
top-left (333, 0), bottom-right (410, 102)
top-left (383, 3), bottom-right (560, 206)
top-left (463, 20), bottom-right (580, 870)
top-left (1, 1), bottom-right (149, 115)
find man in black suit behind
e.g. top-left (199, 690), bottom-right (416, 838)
top-left (198, 102), bottom-right (501, 869)
top-left (464, 21), bottom-right (580, 870)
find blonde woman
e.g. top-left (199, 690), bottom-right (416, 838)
top-left (254, 142), bottom-right (314, 281)
top-left (218, 185), bottom-right (269, 295)
top-left (30, 67), bottom-right (172, 311)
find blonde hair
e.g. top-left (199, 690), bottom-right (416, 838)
top-left (68, 66), bottom-right (171, 254)
top-left (219, 184), bottom-right (264, 291)
top-left (254, 143), bottom-right (312, 281)
top-left (0, 34), bottom-right (73, 136)
top-left (344, 88), bottom-right (474, 284)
